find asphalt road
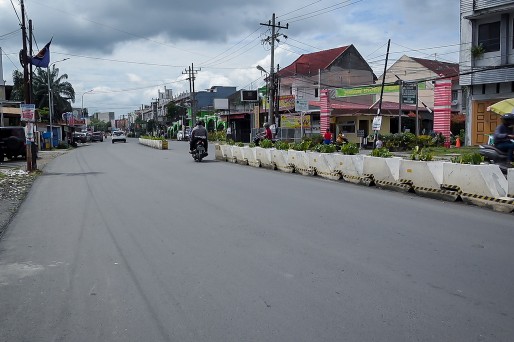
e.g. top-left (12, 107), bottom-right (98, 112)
top-left (0, 139), bottom-right (513, 342)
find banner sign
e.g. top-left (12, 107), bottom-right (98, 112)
top-left (335, 82), bottom-right (426, 98)
top-left (372, 116), bottom-right (382, 131)
top-left (20, 104), bottom-right (36, 122)
top-left (280, 114), bottom-right (311, 128)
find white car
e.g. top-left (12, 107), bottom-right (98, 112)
top-left (112, 131), bottom-right (126, 143)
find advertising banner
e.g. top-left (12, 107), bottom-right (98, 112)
top-left (280, 114), bottom-right (311, 128)
top-left (20, 104), bottom-right (36, 122)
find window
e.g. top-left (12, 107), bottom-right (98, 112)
top-left (478, 21), bottom-right (500, 52)
top-left (452, 90), bottom-right (458, 101)
top-left (340, 121), bottom-right (355, 133)
top-left (314, 88), bottom-right (319, 98)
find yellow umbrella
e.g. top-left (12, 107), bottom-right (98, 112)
top-left (486, 98), bottom-right (514, 115)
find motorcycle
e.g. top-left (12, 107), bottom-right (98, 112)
top-left (192, 139), bottom-right (208, 162)
top-left (478, 144), bottom-right (512, 174)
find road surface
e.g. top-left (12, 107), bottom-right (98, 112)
top-left (0, 139), bottom-right (513, 341)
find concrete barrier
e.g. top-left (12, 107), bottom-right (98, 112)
top-left (214, 144), bottom-right (225, 161)
top-left (288, 150), bottom-right (315, 176)
top-left (231, 146), bottom-right (247, 165)
top-left (363, 156), bottom-right (408, 191)
top-left (332, 154), bottom-right (371, 185)
top-left (245, 147), bottom-right (260, 167)
top-left (138, 138), bottom-right (168, 150)
top-left (508, 169), bottom-right (514, 198)
top-left (225, 146), bottom-right (237, 163)
top-left (271, 150), bottom-right (294, 173)
top-left (218, 144), bottom-right (232, 161)
top-left (307, 152), bottom-right (340, 180)
top-left (398, 160), bottom-right (458, 201)
top-left (442, 163), bottom-right (508, 198)
top-left (255, 147), bottom-right (275, 169)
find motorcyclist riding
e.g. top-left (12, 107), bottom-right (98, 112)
top-left (493, 113), bottom-right (514, 165)
top-left (190, 120), bottom-right (208, 155)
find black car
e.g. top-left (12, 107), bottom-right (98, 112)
top-left (0, 126), bottom-right (26, 162)
top-left (91, 132), bottom-right (104, 142)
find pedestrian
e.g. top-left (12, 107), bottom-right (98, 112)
top-left (226, 126), bottom-right (232, 141)
top-left (375, 138), bottom-right (383, 149)
top-left (323, 129), bottom-right (332, 144)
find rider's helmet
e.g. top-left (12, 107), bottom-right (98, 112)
top-left (502, 113), bottom-right (514, 125)
top-left (263, 123), bottom-right (269, 128)
top-left (197, 120), bottom-right (205, 126)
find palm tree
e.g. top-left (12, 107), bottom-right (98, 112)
top-left (32, 66), bottom-right (75, 123)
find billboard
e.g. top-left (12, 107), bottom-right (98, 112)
top-left (241, 90), bottom-right (258, 102)
top-left (214, 98), bottom-right (229, 110)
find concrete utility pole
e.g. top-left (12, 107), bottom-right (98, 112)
top-left (260, 13), bottom-right (288, 126)
top-left (20, 0), bottom-right (33, 172)
top-left (182, 64), bottom-right (200, 126)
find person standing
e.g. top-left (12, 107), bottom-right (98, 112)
top-left (226, 126), bottom-right (232, 141)
top-left (323, 129), bottom-right (332, 144)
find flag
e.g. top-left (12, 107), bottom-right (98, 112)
top-left (30, 39), bottom-right (52, 68)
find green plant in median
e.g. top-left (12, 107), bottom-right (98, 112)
top-left (235, 142), bottom-right (244, 147)
top-left (226, 139), bottom-right (235, 146)
top-left (340, 143), bottom-right (359, 155)
top-left (410, 146), bottom-right (433, 161)
top-left (313, 144), bottom-right (337, 153)
top-left (451, 153), bottom-right (484, 165)
top-left (141, 135), bottom-right (166, 141)
top-left (370, 147), bottom-right (393, 158)
top-left (259, 139), bottom-right (273, 148)
top-left (274, 140), bottom-right (289, 150)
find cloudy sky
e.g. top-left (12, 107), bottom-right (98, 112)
top-left (1, 0), bottom-right (460, 118)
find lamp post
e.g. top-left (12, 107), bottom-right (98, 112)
top-left (47, 58), bottom-right (69, 147)
top-left (256, 65), bottom-right (269, 126)
top-left (81, 89), bottom-right (93, 122)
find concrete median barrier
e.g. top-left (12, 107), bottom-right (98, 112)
top-left (508, 169), bottom-right (514, 198)
top-left (442, 163), bottom-right (507, 198)
top-left (138, 138), bottom-right (168, 150)
top-left (214, 144), bottom-right (224, 160)
top-left (255, 147), bottom-right (275, 169)
top-left (231, 146), bottom-right (248, 165)
top-left (271, 150), bottom-right (294, 173)
top-left (308, 152), bottom-right (340, 180)
top-left (332, 154), bottom-right (371, 185)
top-left (288, 150), bottom-right (315, 176)
top-left (363, 156), bottom-right (407, 192)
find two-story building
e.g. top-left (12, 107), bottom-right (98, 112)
top-left (460, 0), bottom-right (514, 145)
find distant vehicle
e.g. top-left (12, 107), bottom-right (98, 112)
top-left (177, 128), bottom-right (190, 141)
top-left (112, 131), bottom-right (126, 143)
top-left (91, 132), bottom-right (104, 142)
top-left (73, 131), bottom-right (87, 144)
top-left (0, 126), bottom-right (26, 161)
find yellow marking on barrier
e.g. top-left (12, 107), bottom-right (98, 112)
top-left (407, 169), bottom-right (413, 173)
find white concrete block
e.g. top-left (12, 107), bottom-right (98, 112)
top-left (333, 154), bottom-right (364, 178)
top-left (399, 160), bottom-right (444, 189)
top-left (363, 156), bottom-right (401, 182)
top-left (508, 168), bottom-right (514, 198)
top-left (288, 150), bottom-right (314, 176)
top-left (442, 163), bottom-right (507, 198)
top-left (255, 147), bottom-right (274, 169)
top-left (271, 150), bottom-right (293, 172)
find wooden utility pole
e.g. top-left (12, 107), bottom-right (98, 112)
top-left (260, 13), bottom-right (288, 126)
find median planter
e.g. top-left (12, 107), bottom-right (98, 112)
top-left (307, 152), bottom-right (340, 180)
top-left (271, 149), bottom-right (294, 173)
top-left (138, 138), bottom-right (168, 150)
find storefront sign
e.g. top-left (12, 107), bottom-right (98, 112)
top-left (402, 82), bottom-right (417, 105)
top-left (372, 116), bottom-right (382, 131)
top-left (335, 82), bottom-right (426, 98)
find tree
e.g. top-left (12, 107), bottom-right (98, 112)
top-left (31, 66), bottom-right (75, 123)
top-left (10, 70), bottom-right (25, 101)
top-left (89, 118), bottom-right (108, 132)
top-left (166, 103), bottom-right (186, 124)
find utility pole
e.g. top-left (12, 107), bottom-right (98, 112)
top-left (182, 64), bottom-right (200, 126)
top-left (20, 0), bottom-right (33, 172)
top-left (260, 13), bottom-right (288, 126)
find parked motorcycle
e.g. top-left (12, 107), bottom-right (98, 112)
top-left (478, 144), bottom-right (512, 174)
top-left (192, 139), bottom-right (208, 162)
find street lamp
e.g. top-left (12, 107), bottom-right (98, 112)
top-left (81, 89), bottom-right (94, 120)
top-left (47, 57), bottom-right (69, 147)
top-left (256, 65), bottom-right (270, 126)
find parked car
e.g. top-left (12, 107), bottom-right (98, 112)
top-left (73, 131), bottom-right (87, 144)
top-left (0, 126), bottom-right (26, 161)
top-left (112, 130), bottom-right (126, 143)
top-left (91, 132), bottom-right (104, 142)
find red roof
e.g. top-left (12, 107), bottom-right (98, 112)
top-left (277, 46), bottom-right (350, 77)
top-left (410, 57), bottom-right (459, 78)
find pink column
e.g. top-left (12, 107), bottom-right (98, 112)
top-left (320, 89), bottom-right (331, 133)
top-left (433, 79), bottom-right (452, 148)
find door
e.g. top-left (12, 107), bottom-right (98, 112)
top-left (472, 100), bottom-right (499, 145)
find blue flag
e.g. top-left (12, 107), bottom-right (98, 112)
top-left (30, 40), bottom-right (52, 68)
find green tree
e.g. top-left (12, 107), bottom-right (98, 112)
top-left (90, 118), bottom-right (108, 132)
top-left (10, 70), bottom-right (25, 101)
top-left (31, 66), bottom-right (75, 123)
top-left (166, 103), bottom-right (186, 124)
